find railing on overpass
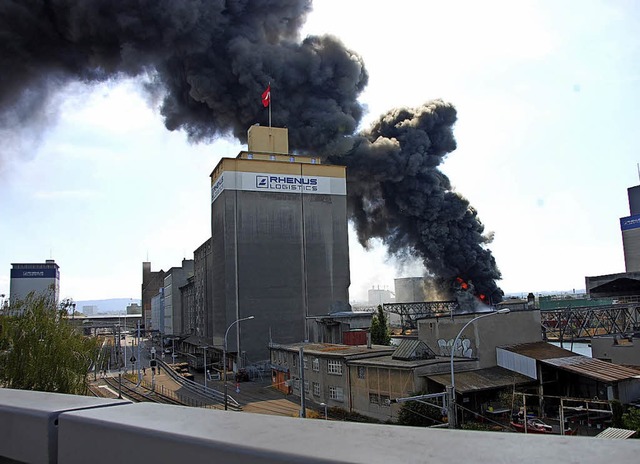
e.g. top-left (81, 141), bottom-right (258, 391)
top-left (1, 388), bottom-right (638, 464)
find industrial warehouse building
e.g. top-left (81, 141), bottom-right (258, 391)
top-left (586, 184), bottom-right (640, 297)
top-left (209, 126), bottom-right (351, 366)
top-left (9, 259), bottom-right (60, 306)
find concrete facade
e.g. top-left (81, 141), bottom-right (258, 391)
top-left (163, 259), bottom-right (194, 336)
top-left (621, 226), bottom-right (640, 272)
top-left (394, 277), bottom-right (425, 303)
top-left (269, 343), bottom-right (395, 415)
top-left (9, 259), bottom-right (60, 306)
top-left (180, 276), bottom-right (196, 336)
top-left (210, 131), bottom-right (350, 364)
top-left (151, 288), bottom-right (164, 333)
top-left (348, 355), bottom-right (453, 422)
top-left (271, 341), bottom-right (471, 422)
top-left (141, 262), bottom-right (165, 330)
top-left (591, 335), bottom-right (640, 367)
top-left (367, 288), bottom-right (394, 306)
top-left (417, 309), bottom-right (543, 369)
top-left (193, 238), bottom-right (212, 340)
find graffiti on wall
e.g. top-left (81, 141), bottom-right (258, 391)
top-left (437, 337), bottom-right (474, 358)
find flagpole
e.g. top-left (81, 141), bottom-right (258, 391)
top-left (268, 82), bottom-right (272, 128)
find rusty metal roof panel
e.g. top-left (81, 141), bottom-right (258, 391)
top-left (500, 342), bottom-right (579, 360)
top-left (426, 366), bottom-right (535, 393)
top-left (542, 356), bottom-right (640, 383)
top-left (595, 427), bottom-right (637, 439)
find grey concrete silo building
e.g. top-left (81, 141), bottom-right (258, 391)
top-left (210, 126), bottom-right (350, 365)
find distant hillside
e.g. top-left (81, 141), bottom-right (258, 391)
top-left (75, 298), bottom-right (141, 314)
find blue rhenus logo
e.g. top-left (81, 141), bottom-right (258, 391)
top-left (256, 175), bottom-right (319, 192)
top-left (256, 176), bottom-right (269, 188)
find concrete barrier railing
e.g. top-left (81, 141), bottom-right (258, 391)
top-left (1, 388), bottom-right (639, 464)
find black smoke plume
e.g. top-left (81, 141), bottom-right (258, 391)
top-left (0, 0), bottom-right (502, 301)
top-left (330, 103), bottom-right (503, 302)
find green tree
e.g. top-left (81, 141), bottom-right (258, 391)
top-left (0, 293), bottom-right (99, 394)
top-left (370, 305), bottom-right (391, 345)
top-left (621, 407), bottom-right (640, 438)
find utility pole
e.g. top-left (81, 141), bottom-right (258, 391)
top-left (299, 346), bottom-right (306, 418)
top-left (447, 385), bottom-right (456, 428)
top-left (130, 340), bottom-right (135, 375)
top-left (203, 346), bottom-right (208, 390)
top-left (137, 320), bottom-right (142, 383)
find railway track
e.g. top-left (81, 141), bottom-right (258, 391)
top-left (102, 375), bottom-right (184, 405)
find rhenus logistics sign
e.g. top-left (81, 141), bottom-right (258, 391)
top-left (212, 171), bottom-right (345, 202)
top-left (621, 214), bottom-right (640, 231)
top-left (256, 175), bottom-right (318, 192)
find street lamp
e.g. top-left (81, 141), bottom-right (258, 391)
top-left (448, 309), bottom-right (510, 428)
top-left (202, 345), bottom-right (208, 390)
top-left (320, 402), bottom-right (328, 420)
top-left (223, 315), bottom-right (255, 410)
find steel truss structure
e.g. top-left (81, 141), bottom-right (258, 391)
top-left (541, 304), bottom-right (640, 341)
top-left (383, 301), bottom-right (459, 332)
top-left (384, 301), bottom-right (640, 341)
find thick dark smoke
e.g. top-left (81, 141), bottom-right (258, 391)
top-left (330, 102), bottom-right (503, 302)
top-left (0, 0), bottom-right (502, 301)
top-left (0, 0), bottom-right (365, 152)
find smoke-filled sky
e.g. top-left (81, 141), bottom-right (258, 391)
top-left (1, 0), bottom-right (640, 303)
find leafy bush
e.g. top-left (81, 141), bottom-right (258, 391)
top-left (0, 294), bottom-right (99, 394)
top-left (621, 407), bottom-right (640, 438)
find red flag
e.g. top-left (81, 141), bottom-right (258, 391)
top-left (261, 85), bottom-right (270, 107)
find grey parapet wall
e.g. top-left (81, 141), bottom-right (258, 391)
top-left (0, 388), bottom-right (130, 464)
top-left (1, 389), bottom-right (640, 464)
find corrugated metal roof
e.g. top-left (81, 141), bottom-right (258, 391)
top-left (542, 356), bottom-right (640, 383)
top-left (595, 427), bottom-right (637, 439)
top-left (426, 366), bottom-right (535, 393)
top-left (392, 339), bottom-right (435, 361)
top-left (500, 342), bottom-right (579, 360)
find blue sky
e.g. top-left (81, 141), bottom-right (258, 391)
top-left (1, 0), bottom-right (639, 302)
